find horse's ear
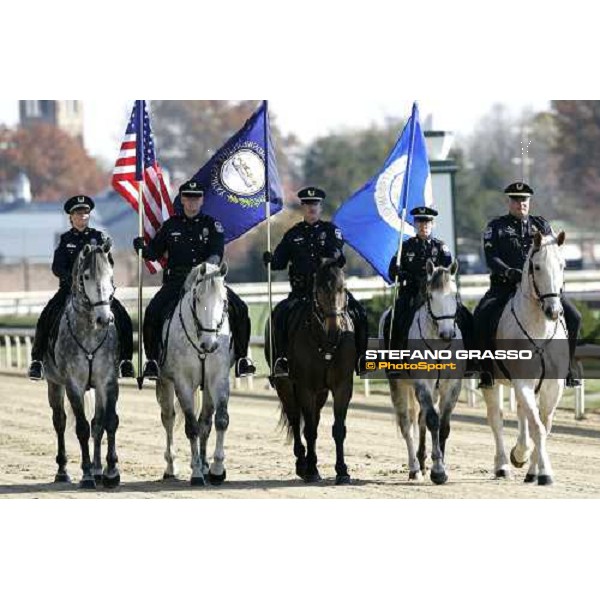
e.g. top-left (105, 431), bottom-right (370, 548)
top-left (219, 261), bottom-right (228, 277)
top-left (450, 260), bottom-right (459, 277)
top-left (199, 263), bottom-right (207, 276)
top-left (82, 244), bottom-right (92, 257)
top-left (557, 231), bottom-right (566, 246)
top-left (426, 259), bottom-right (435, 278)
top-left (533, 231), bottom-right (543, 249)
top-left (102, 237), bottom-right (112, 253)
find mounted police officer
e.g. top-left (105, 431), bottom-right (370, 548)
top-left (474, 182), bottom-right (581, 387)
top-left (28, 195), bottom-right (134, 381)
top-left (387, 206), bottom-right (475, 356)
top-left (263, 186), bottom-right (369, 378)
top-left (133, 180), bottom-right (255, 381)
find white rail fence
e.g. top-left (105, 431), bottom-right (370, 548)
top-left (1, 328), bottom-right (593, 420)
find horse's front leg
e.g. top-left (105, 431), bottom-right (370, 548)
top-left (66, 383), bottom-right (95, 489)
top-left (176, 383), bottom-right (203, 486)
top-left (390, 380), bottom-right (421, 481)
top-left (199, 388), bottom-right (214, 479)
top-left (90, 389), bottom-right (105, 484)
top-left (332, 379), bottom-right (352, 485)
top-left (208, 372), bottom-right (229, 485)
top-left (439, 381), bottom-right (460, 465)
top-left (157, 379), bottom-right (178, 479)
top-left (48, 382), bottom-right (70, 483)
top-left (510, 400), bottom-right (531, 470)
top-left (482, 385), bottom-right (510, 478)
top-left (300, 388), bottom-right (322, 484)
top-left (102, 379), bottom-right (120, 488)
top-left (415, 382), bottom-right (446, 485)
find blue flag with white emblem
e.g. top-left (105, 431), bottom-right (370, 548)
top-left (332, 103), bottom-right (432, 283)
top-left (174, 101), bottom-right (284, 243)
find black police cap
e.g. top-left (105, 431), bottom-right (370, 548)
top-left (504, 182), bottom-right (534, 197)
top-left (410, 206), bottom-right (438, 221)
top-left (64, 195), bottom-right (95, 214)
top-left (298, 186), bottom-right (326, 204)
top-left (179, 180), bottom-right (205, 197)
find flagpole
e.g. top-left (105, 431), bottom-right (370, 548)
top-left (136, 100), bottom-right (145, 390)
top-left (389, 102), bottom-right (418, 351)
top-left (263, 100), bottom-right (274, 377)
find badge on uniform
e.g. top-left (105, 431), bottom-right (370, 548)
top-left (432, 247), bottom-right (438, 257)
top-left (293, 236), bottom-right (304, 243)
top-left (335, 228), bottom-right (342, 240)
top-left (505, 226), bottom-right (516, 236)
top-left (202, 227), bottom-right (209, 240)
top-left (215, 221), bottom-right (224, 233)
top-left (442, 244), bottom-right (449, 253)
top-left (319, 232), bottom-right (327, 240)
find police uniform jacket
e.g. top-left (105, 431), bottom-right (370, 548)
top-left (483, 214), bottom-right (552, 286)
top-left (388, 236), bottom-right (452, 293)
top-left (142, 213), bottom-right (225, 283)
top-left (52, 227), bottom-right (112, 288)
top-left (271, 220), bottom-right (345, 292)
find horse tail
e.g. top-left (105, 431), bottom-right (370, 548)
top-left (64, 388), bottom-right (96, 433)
top-left (172, 388), bottom-right (202, 431)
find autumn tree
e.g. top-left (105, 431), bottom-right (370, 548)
top-left (0, 123), bottom-right (107, 201)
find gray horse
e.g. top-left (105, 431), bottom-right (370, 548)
top-left (380, 260), bottom-right (465, 484)
top-left (155, 262), bottom-right (232, 486)
top-left (43, 241), bottom-right (121, 489)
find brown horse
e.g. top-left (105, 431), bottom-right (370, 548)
top-left (266, 259), bottom-right (356, 484)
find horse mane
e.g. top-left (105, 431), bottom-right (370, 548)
top-left (315, 259), bottom-right (344, 290)
top-left (72, 245), bottom-right (111, 292)
top-left (183, 263), bottom-right (227, 298)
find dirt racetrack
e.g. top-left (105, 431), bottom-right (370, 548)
top-left (1, 372), bottom-right (600, 499)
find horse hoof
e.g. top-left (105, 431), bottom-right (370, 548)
top-left (94, 474), bottom-right (103, 484)
top-left (190, 476), bottom-right (206, 487)
top-left (303, 471), bottom-right (322, 484)
top-left (335, 474), bottom-right (351, 485)
top-left (408, 471), bottom-right (422, 482)
top-left (430, 471), bottom-right (448, 485)
top-left (54, 472), bottom-right (71, 484)
top-left (163, 472), bottom-right (176, 480)
top-left (102, 473), bottom-right (120, 489)
top-left (495, 468), bottom-right (510, 479)
top-left (524, 473), bottom-right (537, 483)
top-left (295, 462), bottom-right (307, 479)
top-left (208, 470), bottom-right (227, 485)
top-left (537, 474), bottom-right (553, 486)
top-left (79, 478), bottom-right (96, 490)
top-left (510, 447), bottom-right (527, 469)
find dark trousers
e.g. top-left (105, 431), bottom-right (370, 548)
top-left (32, 286), bottom-right (133, 362)
top-left (143, 281), bottom-right (250, 361)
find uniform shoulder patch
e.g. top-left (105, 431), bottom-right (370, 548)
top-left (334, 228), bottom-right (342, 240)
top-left (214, 221), bottom-right (224, 233)
top-left (483, 226), bottom-right (493, 240)
top-left (441, 244), bottom-right (450, 253)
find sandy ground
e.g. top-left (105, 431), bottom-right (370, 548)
top-left (1, 372), bottom-right (599, 499)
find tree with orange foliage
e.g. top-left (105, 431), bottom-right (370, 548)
top-left (0, 123), bottom-right (107, 201)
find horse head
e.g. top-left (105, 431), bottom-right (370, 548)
top-left (314, 257), bottom-right (347, 339)
top-left (187, 261), bottom-right (229, 354)
top-left (74, 241), bottom-right (115, 327)
top-left (425, 259), bottom-right (459, 341)
top-left (526, 231), bottom-right (566, 321)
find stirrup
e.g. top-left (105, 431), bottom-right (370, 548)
top-left (142, 360), bottom-right (160, 380)
top-left (273, 357), bottom-right (289, 378)
top-left (478, 372), bottom-right (495, 389)
top-left (28, 360), bottom-right (44, 381)
top-left (235, 357), bottom-right (256, 378)
top-left (119, 360), bottom-right (135, 379)
top-left (565, 374), bottom-right (582, 388)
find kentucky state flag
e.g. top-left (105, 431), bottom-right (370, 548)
top-left (332, 103), bottom-right (432, 283)
top-left (174, 101), bottom-right (284, 243)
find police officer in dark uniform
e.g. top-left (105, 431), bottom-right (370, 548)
top-left (263, 186), bottom-right (369, 377)
top-left (474, 182), bottom-right (581, 387)
top-left (387, 206), bottom-right (475, 354)
top-left (133, 180), bottom-right (255, 380)
top-left (28, 195), bottom-right (134, 381)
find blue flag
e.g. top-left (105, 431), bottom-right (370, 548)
top-left (332, 103), bottom-right (432, 283)
top-left (175, 101), bottom-right (284, 243)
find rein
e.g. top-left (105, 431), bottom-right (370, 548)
top-left (311, 278), bottom-right (349, 363)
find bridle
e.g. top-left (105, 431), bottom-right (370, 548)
top-left (75, 248), bottom-right (115, 311)
top-left (527, 246), bottom-right (564, 307)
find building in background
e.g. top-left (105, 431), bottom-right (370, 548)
top-left (19, 100), bottom-right (84, 143)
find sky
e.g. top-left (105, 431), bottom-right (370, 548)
top-left (0, 99), bottom-right (550, 164)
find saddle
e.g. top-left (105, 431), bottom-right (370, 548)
top-left (48, 301), bottom-right (68, 363)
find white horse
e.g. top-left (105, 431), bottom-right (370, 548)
top-left (482, 231), bottom-right (567, 485)
top-left (44, 241), bottom-right (121, 489)
top-left (380, 260), bottom-right (464, 484)
top-left (155, 262), bottom-right (232, 486)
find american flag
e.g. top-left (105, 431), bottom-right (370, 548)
top-left (112, 100), bottom-right (173, 273)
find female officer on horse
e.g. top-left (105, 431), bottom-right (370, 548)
top-left (28, 195), bottom-right (134, 381)
top-left (133, 179), bottom-right (255, 380)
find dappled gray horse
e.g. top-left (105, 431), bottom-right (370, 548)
top-left (482, 231), bottom-right (567, 485)
top-left (43, 240), bottom-right (121, 489)
top-left (155, 262), bottom-right (232, 486)
top-left (380, 260), bottom-right (465, 484)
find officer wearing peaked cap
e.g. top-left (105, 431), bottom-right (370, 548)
top-left (474, 182), bottom-right (582, 387)
top-left (263, 186), bottom-right (369, 377)
top-left (386, 206), bottom-right (475, 359)
top-left (133, 179), bottom-right (255, 380)
top-left (28, 195), bottom-right (134, 381)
